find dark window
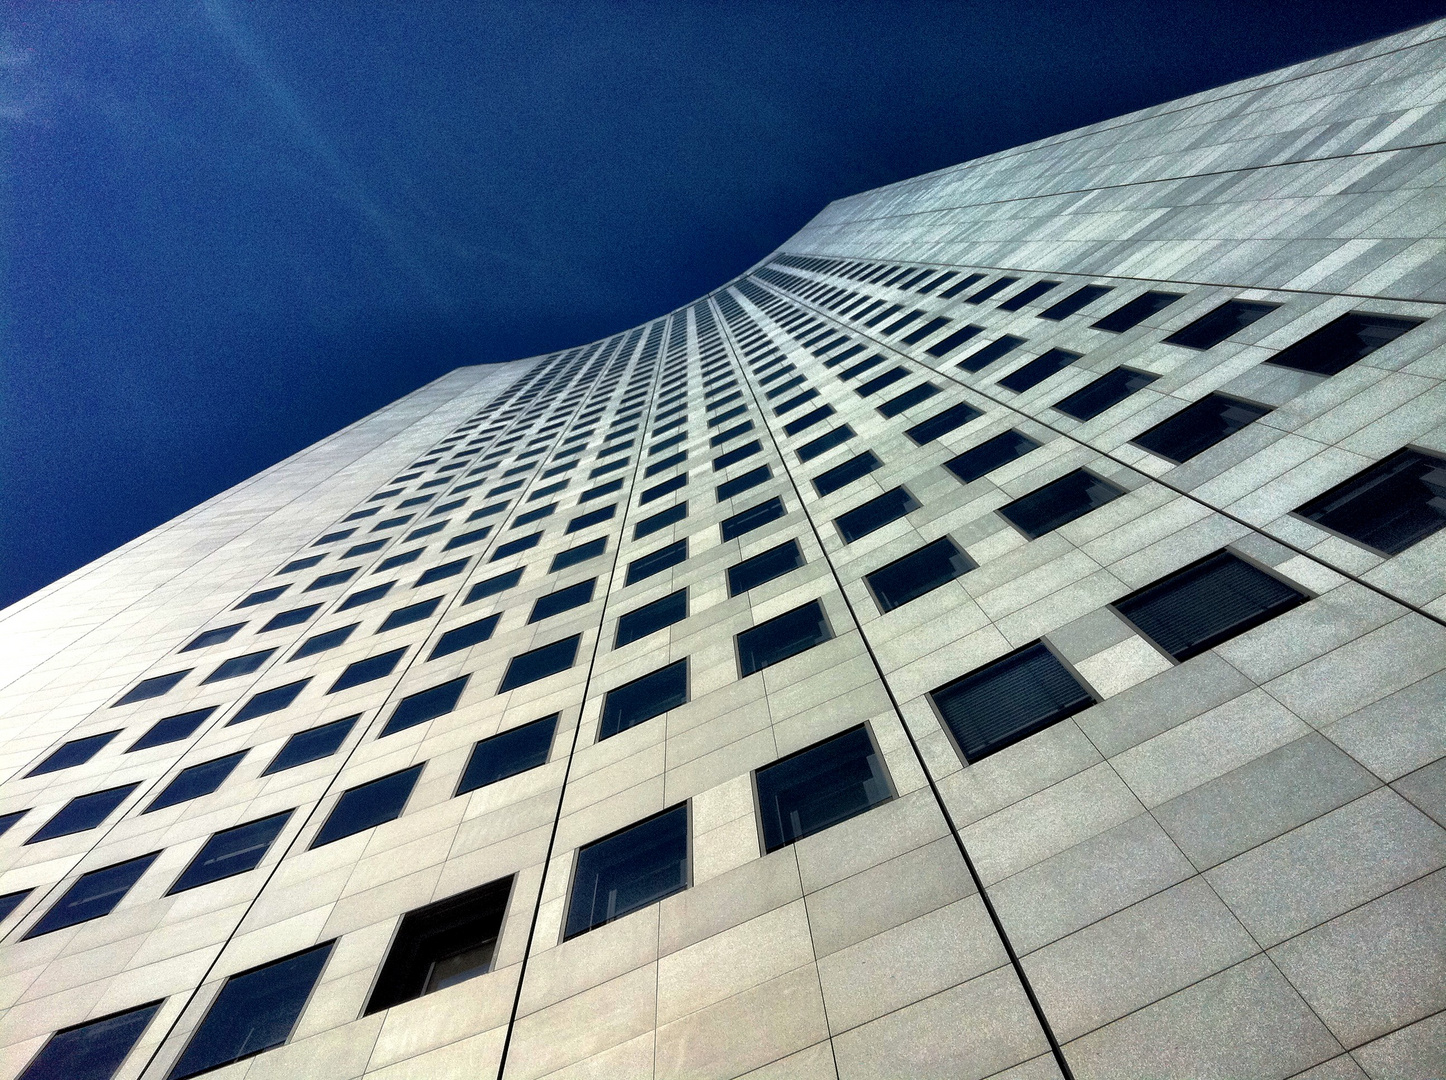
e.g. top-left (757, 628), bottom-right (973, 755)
top-left (169, 811), bottom-right (292, 894)
top-left (937, 272), bottom-right (986, 298)
top-left (964, 277), bottom-right (1018, 304)
top-left (841, 354), bottom-right (884, 379)
top-left (836, 487), bottom-right (920, 543)
top-left (882, 309), bottom-right (925, 334)
top-left (900, 315), bottom-right (951, 345)
top-left (27, 784), bottom-right (139, 844)
top-left (1039, 284), bottom-right (1113, 321)
top-left (430, 615), bottom-right (501, 659)
top-left (468, 502), bottom-right (508, 521)
top-left (956, 335), bottom-right (1026, 373)
top-left (364, 878), bottom-right (513, 1013)
top-left (128, 707), bottom-right (216, 752)
top-left (728, 540), bottom-right (805, 596)
top-left (338, 584), bottom-right (392, 611)
top-left (755, 726), bottom-right (893, 852)
top-left (783, 405), bottom-right (834, 436)
top-left (457, 716), bottom-right (558, 795)
top-left (182, 624), bottom-right (244, 652)
top-left (551, 536), bottom-right (607, 572)
top-left (813, 451), bottom-right (881, 497)
top-left (262, 716), bottom-right (357, 775)
top-left (998, 348), bottom-right (1081, 393)
top-left (798, 425), bottom-right (855, 462)
top-left (382, 676), bottom-right (469, 737)
top-left (856, 367), bottom-right (907, 396)
top-left (564, 805), bottom-right (688, 939)
top-left (906, 402), bottom-right (982, 445)
top-left (306, 568), bottom-right (358, 591)
top-left (644, 452), bottom-right (684, 477)
top-left (634, 502), bottom-right (687, 539)
top-left (945, 431), bottom-right (1043, 484)
top-left (879, 383), bottom-right (940, 417)
top-left (165, 942), bottom-right (333, 1080)
top-left (1164, 299), bottom-right (1279, 349)
top-left (379, 597), bottom-right (442, 634)
top-left (417, 559), bottom-right (468, 586)
top-left (145, 752), bottom-right (246, 812)
top-left (25, 853), bottom-right (159, 938)
top-left (1092, 290), bottom-right (1183, 333)
top-left (1000, 469), bottom-right (1126, 539)
top-left (925, 324), bottom-right (984, 358)
top-left (615, 589), bottom-right (688, 648)
top-left (498, 636), bottom-right (580, 692)
top-left (328, 648), bottom-right (406, 694)
top-left (713, 440), bottom-right (761, 470)
top-left (774, 389), bottom-right (819, 415)
top-left (1295, 446), bottom-right (1446, 555)
top-left (27, 732), bottom-right (118, 777)
top-left (717, 465), bottom-right (771, 502)
top-left (1054, 366), bottom-right (1158, 421)
top-left (342, 540), bottom-right (386, 558)
top-left (530, 579), bottom-right (596, 623)
top-left (445, 526), bottom-right (493, 551)
top-left (17, 1001), bottom-right (161, 1080)
top-left (371, 516), bottom-right (413, 532)
top-left (600, 660), bottom-right (688, 739)
top-left (567, 505), bottom-right (616, 533)
top-left (262, 603), bottom-right (321, 628)
top-left (710, 421), bottom-right (754, 447)
top-left (626, 540), bottom-right (687, 585)
top-left (492, 533), bottom-right (541, 560)
top-left (311, 766), bottom-right (423, 847)
top-left (708, 404), bottom-right (747, 428)
top-left (721, 497), bottom-right (785, 542)
top-left (112, 670), bottom-right (189, 707)
top-left (1264, 312), bottom-right (1423, 376)
top-left (997, 280), bottom-right (1058, 310)
top-left (229, 679), bottom-right (310, 725)
top-left (737, 600), bottom-right (832, 676)
top-left (866, 537), bottom-right (977, 612)
top-left (314, 529), bottom-right (355, 545)
top-left (641, 474), bottom-right (686, 504)
top-left (280, 554), bottom-right (327, 573)
top-left (1131, 393), bottom-right (1271, 464)
top-left (465, 568), bottom-right (522, 603)
top-left (930, 641), bottom-right (1096, 763)
top-left (489, 480), bottom-right (524, 497)
top-left (376, 549), bottom-right (423, 572)
top-left (201, 649), bottom-right (275, 683)
top-left (0, 811), bottom-right (27, 839)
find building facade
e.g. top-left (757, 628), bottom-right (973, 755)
top-left (2, 19), bottom-right (1445, 1080)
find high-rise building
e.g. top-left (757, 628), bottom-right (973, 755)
top-left (2, 20), bottom-right (1444, 1080)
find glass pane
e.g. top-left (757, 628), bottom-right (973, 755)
top-left (998, 469), bottom-right (1125, 539)
top-left (529, 580), bottom-right (596, 623)
top-left (262, 716), bottom-right (357, 775)
top-left (600, 660), bottom-right (688, 740)
top-left (565, 805), bottom-right (688, 939)
top-left (905, 403), bottom-right (981, 446)
top-left (756, 726), bottom-right (892, 851)
top-left (229, 679), bottom-right (310, 725)
top-left (615, 590), bottom-right (688, 648)
top-left (430, 615), bottom-right (501, 659)
top-left (1091, 290), bottom-right (1182, 333)
top-left (457, 715), bottom-right (558, 794)
top-left (1163, 299), bottom-right (1277, 350)
top-left (497, 636), bottom-right (580, 692)
top-left (836, 487), bottom-right (919, 543)
top-left (28, 785), bottom-right (138, 844)
top-left (737, 600), bottom-right (832, 676)
top-left (1131, 393), bottom-right (1270, 464)
top-left (18, 1001), bottom-right (161, 1080)
top-left (26, 853), bottom-right (160, 937)
top-left (625, 541), bottom-right (687, 586)
top-left (997, 348), bottom-right (1080, 393)
top-left (1053, 367), bottom-right (1158, 421)
top-left (1295, 447), bottom-right (1446, 555)
top-left (720, 497), bottom-right (784, 542)
top-left (955, 335), bottom-right (1025, 373)
top-left (311, 765), bottom-right (423, 848)
top-left (290, 624), bottom-right (356, 659)
top-left (727, 541), bottom-right (805, 596)
top-left (327, 648), bottom-right (406, 694)
top-left (28, 732), bottom-right (118, 776)
top-left (169, 811), bottom-right (292, 893)
top-left (145, 752), bottom-right (246, 812)
top-left (1264, 312), bottom-right (1422, 376)
top-left (866, 537), bottom-right (976, 612)
top-left (381, 676), bottom-right (468, 737)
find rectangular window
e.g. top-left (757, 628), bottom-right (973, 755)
top-left (262, 716), bottom-right (357, 775)
top-left (645, 452), bottom-right (686, 477)
top-left (823, 344), bottom-right (865, 368)
top-left (445, 525), bottom-right (494, 551)
top-left (290, 624), bottom-right (356, 659)
top-left (145, 752), bottom-right (246, 812)
top-left (327, 648), bottom-right (406, 693)
top-left (376, 549), bottom-right (422, 573)
top-left (717, 465), bottom-right (771, 502)
top-left (1264, 311), bottom-right (1422, 376)
top-left (626, 540), bottom-right (687, 586)
top-left (905, 402), bottom-right (982, 445)
top-left (379, 597), bottom-right (442, 633)
top-left (997, 348), bottom-right (1081, 393)
top-left (937, 272), bottom-right (985, 298)
top-left (755, 726), bottom-right (892, 852)
top-left (798, 425), bottom-right (855, 462)
top-left (382, 676), bottom-right (469, 737)
top-left (468, 502), bottom-right (509, 521)
top-left (27, 784), bottom-right (139, 844)
top-left (633, 502), bottom-right (686, 539)
top-left (492, 532), bottom-right (541, 560)
top-left (708, 404), bottom-right (747, 428)
top-left (836, 486), bottom-right (920, 543)
top-left (945, 430), bottom-right (1042, 483)
top-left (530, 579), bottom-right (596, 623)
top-left (1295, 446), bottom-right (1446, 555)
top-left (882, 309), bottom-right (925, 334)
top-left (416, 558), bottom-right (468, 586)
top-left (342, 539), bottom-right (386, 558)
top-left (564, 805), bottom-right (688, 939)
top-left (27, 731), bottom-right (118, 777)
top-left (878, 383), bottom-right (940, 417)
top-left (314, 528), bottom-right (356, 546)
top-left (727, 540), bottom-right (805, 596)
top-left (925, 324), bottom-right (984, 358)
top-left (774, 390), bottom-right (819, 416)
top-left (128, 707), bottom-right (216, 752)
top-left (599, 659), bottom-right (688, 740)
top-left (567, 505), bottom-right (616, 533)
top-left (498, 635), bottom-right (580, 692)
top-left (813, 451), bottom-right (881, 497)
top-left (720, 497), bottom-right (785, 542)
top-left (930, 641), bottom-right (1095, 762)
top-left (615, 589), bottom-right (687, 648)
top-left (112, 670), bottom-right (189, 707)
top-left (1053, 366), bottom-right (1158, 421)
top-left (457, 717), bottom-right (557, 795)
top-left (311, 765), bottom-right (423, 847)
top-left (430, 614), bottom-right (500, 659)
top-left (168, 811), bottom-right (292, 894)
top-left (865, 536), bottom-right (976, 612)
top-left (511, 505), bottom-right (553, 527)
top-left (1164, 298), bottom-right (1278, 350)
top-left (16, 1001), bottom-right (161, 1080)
top-left (900, 316), bottom-right (951, 345)
top-left (713, 440), bottom-right (761, 471)
top-left (841, 354), bottom-right (884, 380)
top-left (1131, 393), bottom-right (1270, 464)
top-left (1038, 284), bottom-right (1113, 321)
top-left (228, 679), bottom-right (310, 725)
top-left (999, 469), bottom-right (1125, 539)
top-left (551, 536), bottom-right (607, 572)
top-left (710, 421), bottom-right (754, 447)
top-left (25, 853), bottom-right (159, 938)
top-left (182, 624), bottom-right (244, 651)
top-left (641, 474), bottom-right (687, 504)
top-left (465, 568), bottom-right (522, 603)
top-left (998, 280), bottom-right (1058, 311)
top-left (1091, 290), bottom-right (1183, 333)
top-left (737, 600), bottom-right (832, 676)
top-left (165, 943), bottom-right (334, 1080)
top-left (956, 335), bottom-right (1025, 373)
top-left (964, 276), bottom-right (1017, 304)
top-left (856, 367), bottom-right (908, 396)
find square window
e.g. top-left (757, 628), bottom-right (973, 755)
top-left (112, 670), bottom-right (189, 707)
top-left (262, 603), bottom-right (322, 629)
top-left (228, 678), bottom-right (310, 725)
top-left (999, 468), bottom-right (1125, 538)
top-left (25, 852), bottom-right (159, 938)
top-left (925, 324), bottom-right (984, 358)
top-left (1294, 446), bottom-right (1446, 556)
top-left (615, 589), bottom-right (687, 648)
top-left (381, 676), bottom-right (469, 736)
top-left (1053, 366), bottom-right (1158, 421)
top-left (737, 599), bottom-right (832, 676)
top-left (492, 532), bottom-right (541, 560)
top-left (641, 474), bottom-right (686, 504)
top-left (727, 540), bottom-right (805, 596)
top-left (466, 568), bottom-right (522, 602)
top-left (327, 648), bottom-right (406, 693)
top-left (165, 942), bottom-right (333, 1080)
top-left (836, 487), bottom-right (920, 543)
top-left (634, 502), bottom-right (687, 539)
top-left (145, 751), bottom-right (246, 812)
top-left (1265, 311), bottom-right (1423, 376)
top-left (1131, 393), bottom-right (1270, 464)
top-left (311, 765), bottom-right (423, 847)
top-left (380, 597), bottom-right (442, 633)
top-left (1091, 290), bottom-right (1183, 333)
top-left (552, 536), bottom-right (607, 572)
top-left (1164, 298), bottom-right (1278, 350)
top-left (865, 537), bottom-right (976, 612)
top-left (498, 635), bottom-right (580, 692)
top-left (755, 725), bottom-right (892, 852)
top-left (16, 1001), bottom-right (161, 1080)
top-left (997, 348), bottom-right (1081, 393)
top-left (783, 405), bottom-right (834, 436)
top-left (1038, 284), bottom-right (1113, 321)
top-left (956, 335), bottom-right (1025, 373)
top-left (813, 451), bottom-right (881, 497)
top-left (417, 558), bottom-right (468, 586)
top-left (564, 805), bottom-right (688, 939)
top-left (717, 464), bottom-right (770, 502)
top-left (430, 614), bottom-right (500, 659)
top-left (600, 659), bottom-right (688, 739)
top-left (363, 878), bottom-right (513, 1013)
top-left (626, 540), bottom-right (686, 585)
top-left (568, 505), bottom-right (616, 533)
top-left (905, 402), bottom-right (981, 445)
top-left (338, 583), bottom-right (393, 611)
top-left (930, 641), bottom-right (1095, 763)
top-left (457, 715), bottom-right (558, 795)
top-left (530, 579), bottom-right (596, 623)
top-left (168, 811), bottom-right (292, 893)
top-left (27, 784), bottom-right (139, 844)
top-left (182, 624), bottom-right (244, 652)
top-left (202, 649), bottom-right (275, 684)
top-left (262, 716), bottom-right (357, 775)
top-left (27, 731), bottom-right (119, 776)
top-left (128, 707), bottom-right (216, 752)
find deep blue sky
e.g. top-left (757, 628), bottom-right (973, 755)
top-left (3, 1), bottom-right (1442, 609)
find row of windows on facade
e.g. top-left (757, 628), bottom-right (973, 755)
top-left (10, 540), bottom-right (1319, 1080)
